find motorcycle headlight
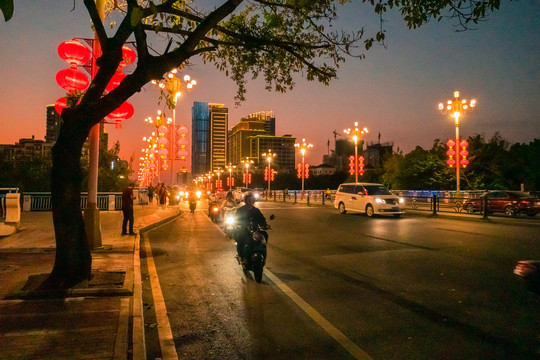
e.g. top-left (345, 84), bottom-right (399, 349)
top-left (225, 216), bottom-right (235, 225)
top-left (399, 198), bottom-right (405, 204)
top-left (213, 207), bottom-right (219, 212)
top-left (196, 191), bottom-right (201, 198)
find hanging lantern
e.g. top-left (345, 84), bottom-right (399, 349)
top-left (105, 72), bottom-right (126, 92)
top-left (177, 149), bottom-right (188, 159)
top-left (177, 125), bottom-right (188, 135)
top-left (158, 126), bottom-right (168, 134)
top-left (54, 97), bottom-right (68, 115)
top-left (120, 46), bottom-right (136, 67)
top-left (177, 138), bottom-right (188, 146)
top-left (58, 40), bottom-right (91, 68)
top-left (56, 68), bottom-right (90, 92)
top-left (158, 148), bottom-right (168, 157)
top-left (157, 137), bottom-right (168, 145)
top-left (446, 140), bottom-right (456, 148)
top-left (447, 158), bottom-right (456, 167)
top-left (107, 101), bottom-right (134, 120)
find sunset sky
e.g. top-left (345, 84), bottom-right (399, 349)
top-left (1, 1), bottom-right (538, 178)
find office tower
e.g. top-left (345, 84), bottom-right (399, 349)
top-left (46, 105), bottom-right (62, 143)
top-left (247, 111), bottom-right (275, 136)
top-left (249, 134), bottom-right (296, 173)
top-left (228, 117), bottom-right (267, 165)
top-left (192, 102), bottom-right (228, 176)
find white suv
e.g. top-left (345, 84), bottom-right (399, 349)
top-left (334, 182), bottom-right (404, 217)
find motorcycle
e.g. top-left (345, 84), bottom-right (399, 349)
top-left (208, 202), bottom-right (220, 222)
top-left (188, 198), bottom-right (197, 213)
top-left (222, 207), bottom-right (236, 239)
top-left (236, 214), bottom-right (274, 283)
top-left (514, 260), bottom-right (540, 295)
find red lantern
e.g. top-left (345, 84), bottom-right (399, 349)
top-left (446, 140), bottom-right (456, 147)
top-left (107, 101), bottom-right (134, 120)
top-left (460, 159), bottom-right (469, 167)
top-left (178, 149), bottom-right (188, 159)
top-left (177, 126), bottom-right (188, 135)
top-left (120, 46), bottom-right (136, 67)
top-left (58, 40), bottom-right (91, 67)
top-left (56, 68), bottom-right (90, 92)
top-left (105, 72), bottom-right (126, 92)
top-left (447, 158), bottom-right (456, 167)
top-left (54, 97), bottom-right (67, 115)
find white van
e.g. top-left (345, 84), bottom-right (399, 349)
top-left (334, 182), bottom-right (404, 217)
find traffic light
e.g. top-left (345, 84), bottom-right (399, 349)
top-left (459, 140), bottom-right (469, 167)
top-left (446, 139), bottom-right (456, 167)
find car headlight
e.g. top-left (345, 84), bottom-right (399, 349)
top-left (399, 198), bottom-right (404, 204)
top-left (254, 193), bottom-right (259, 199)
top-left (375, 198), bottom-right (383, 203)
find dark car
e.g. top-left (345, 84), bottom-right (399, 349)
top-left (464, 190), bottom-right (540, 217)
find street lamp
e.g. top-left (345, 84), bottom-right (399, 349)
top-left (241, 158), bottom-right (254, 188)
top-left (438, 91), bottom-right (476, 193)
top-left (214, 168), bottom-right (223, 191)
top-left (226, 163), bottom-right (236, 190)
top-left (262, 150), bottom-right (276, 198)
top-left (145, 111), bottom-right (172, 183)
top-left (151, 70), bottom-right (196, 185)
top-left (295, 138), bottom-right (313, 197)
top-left (344, 122), bottom-right (368, 183)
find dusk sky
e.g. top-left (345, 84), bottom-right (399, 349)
top-left (1, 1), bottom-right (538, 175)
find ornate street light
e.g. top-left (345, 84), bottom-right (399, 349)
top-left (262, 150), bottom-right (276, 198)
top-left (241, 158), bottom-right (254, 188)
top-left (294, 138), bottom-right (313, 197)
top-left (344, 123), bottom-right (368, 183)
top-left (438, 91), bottom-right (477, 193)
top-left (226, 163), bottom-right (236, 190)
top-left (151, 70), bottom-right (196, 185)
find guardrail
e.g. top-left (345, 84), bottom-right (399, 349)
top-left (23, 192), bottom-right (124, 211)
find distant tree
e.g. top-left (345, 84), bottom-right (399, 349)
top-left (3, 0), bottom-right (506, 287)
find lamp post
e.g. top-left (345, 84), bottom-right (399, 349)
top-left (151, 70), bottom-right (196, 185)
top-left (145, 111), bottom-right (172, 183)
top-left (438, 91), bottom-right (476, 193)
top-left (214, 168), bottom-right (223, 190)
top-left (226, 163), bottom-right (236, 190)
top-left (241, 158), bottom-right (254, 188)
top-left (262, 150), bottom-right (276, 199)
top-left (295, 138), bottom-right (313, 197)
top-left (344, 122), bottom-right (368, 183)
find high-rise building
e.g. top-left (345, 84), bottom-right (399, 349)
top-left (228, 117), bottom-right (267, 165)
top-left (191, 102), bottom-right (228, 176)
top-left (246, 111), bottom-right (275, 135)
top-left (46, 105), bottom-right (62, 143)
top-left (249, 134), bottom-right (296, 173)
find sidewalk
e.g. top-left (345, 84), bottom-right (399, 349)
top-left (0, 204), bottom-right (181, 360)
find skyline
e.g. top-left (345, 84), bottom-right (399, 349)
top-left (0, 1), bottom-right (538, 177)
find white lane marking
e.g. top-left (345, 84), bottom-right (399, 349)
top-left (143, 233), bottom-right (179, 360)
top-left (264, 270), bottom-right (374, 360)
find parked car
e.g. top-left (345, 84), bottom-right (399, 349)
top-left (334, 182), bottom-right (404, 217)
top-left (463, 190), bottom-right (540, 217)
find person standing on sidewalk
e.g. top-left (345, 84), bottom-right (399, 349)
top-left (122, 183), bottom-right (137, 235)
top-left (147, 184), bottom-right (154, 204)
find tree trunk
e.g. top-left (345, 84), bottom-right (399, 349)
top-left (48, 111), bottom-right (92, 288)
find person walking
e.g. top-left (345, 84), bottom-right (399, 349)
top-left (147, 184), bottom-right (154, 204)
top-left (159, 182), bottom-right (168, 205)
top-left (122, 183), bottom-right (137, 235)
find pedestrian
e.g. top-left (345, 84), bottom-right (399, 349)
top-left (159, 182), bottom-right (167, 205)
top-left (122, 183), bottom-right (137, 235)
top-left (147, 184), bottom-right (154, 204)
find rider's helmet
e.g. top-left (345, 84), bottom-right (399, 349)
top-left (243, 192), bottom-right (255, 204)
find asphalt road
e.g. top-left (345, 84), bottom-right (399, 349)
top-left (142, 201), bottom-right (540, 360)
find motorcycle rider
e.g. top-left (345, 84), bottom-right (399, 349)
top-left (188, 190), bottom-right (197, 213)
top-left (234, 192), bottom-right (268, 261)
top-left (219, 191), bottom-right (237, 220)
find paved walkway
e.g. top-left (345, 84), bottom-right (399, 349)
top-left (0, 204), bottom-right (180, 360)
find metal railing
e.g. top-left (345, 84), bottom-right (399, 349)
top-left (21, 192), bottom-right (123, 211)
